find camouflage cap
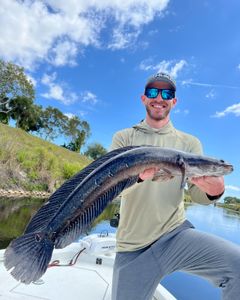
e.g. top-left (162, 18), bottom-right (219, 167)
top-left (145, 72), bottom-right (176, 91)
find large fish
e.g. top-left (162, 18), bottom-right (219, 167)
top-left (4, 146), bottom-right (233, 284)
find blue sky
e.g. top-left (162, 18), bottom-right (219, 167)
top-left (0, 0), bottom-right (240, 197)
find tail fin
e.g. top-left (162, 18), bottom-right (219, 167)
top-left (4, 232), bottom-right (54, 284)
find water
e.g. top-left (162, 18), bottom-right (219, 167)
top-left (161, 204), bottom-right (240, 300)
top-left (1, 198), bottom-right (240, 300)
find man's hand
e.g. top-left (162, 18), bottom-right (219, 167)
top-left (139, 170), bottom-right (225, 197)
top-left (139, 167), bottom-right (159, 181)
top-left (189, 176), bottom-right (225, 196)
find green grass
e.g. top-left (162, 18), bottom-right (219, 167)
top-left (0, 123), bottom-right (91, 192)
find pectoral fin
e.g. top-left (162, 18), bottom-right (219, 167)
top-left (176, 155), bottom-right (187, 189)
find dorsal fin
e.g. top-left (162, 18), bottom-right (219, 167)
top-left (24, 146), bottom-right (139, 234)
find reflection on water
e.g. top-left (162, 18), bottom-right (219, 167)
top-left (185, 203), bottom-right (240, 244)
top-left (0, 197), bottom-right (46, 249)
top-left (0, 197), bottom-right (119, 249)
top-left (1, 199), bottom-right (239, 249)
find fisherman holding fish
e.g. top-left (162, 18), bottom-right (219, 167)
top-left (110, 72), bottom-right (240, 300)
top-left (3, 72), bottom-right (240, 298)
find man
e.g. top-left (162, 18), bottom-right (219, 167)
top-left (110, 72), bottom-right (240, 300)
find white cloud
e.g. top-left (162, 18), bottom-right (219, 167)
top-left (225, 185), bottom-right (240, 192)
top-left (78, 110), bottom-right (88, 117)
top-left (148, 29), bottom-right (159, 35)
top-left (81, 91), bottom-right (98, 105)
top-left (64, 111), bottom-right (88, 119)
top-left (212, 103), bottom-right (240, 118)
top-left (174, 108), bottom-right (189, 115)
top-left (139, 59), bottom-right (187, 78)
top-left (108, 29), bottom-right (140, 50)
top-left (64, 113), bottom-right (75, 119)
top-left (181, 79), bottom-right (240, 89)
top-left (41, 73), bottom-right (99, 107)
top-left (205, 89), bottom-right (216, 99)
top-left (237, 64), bottom-right (240, 70)
top-left (0, 0), bottom-right (170, 68)
top-left (170, 60), bottom-right (187, 78)
top-left (169, 25), bottom-right (183, 33)
top-left (41, 73), bottom-right (56, 86)
top-left (41, 72), bottom-right (78, 105)
top-left (49, 40), bottom-right (78, 67)
top-left (26, 73), bottom-right (37, 87)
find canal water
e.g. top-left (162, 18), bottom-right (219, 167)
top-left (0, 197), bottom-right (239, 300)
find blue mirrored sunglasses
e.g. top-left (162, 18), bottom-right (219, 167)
top-left (145, 88), bottom-right (175, 100)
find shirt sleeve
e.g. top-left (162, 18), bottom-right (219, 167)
top-left (187, 137), bottom-right (216, 205)
top-left (109, 131), bottom-right (128, 150)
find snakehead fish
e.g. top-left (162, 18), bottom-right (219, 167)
top-left (4, 146), bottom-right (233, 284)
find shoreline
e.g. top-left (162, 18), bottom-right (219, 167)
top-left (216, 202), bottom-right (240, 214)
top-left (0, 189), bottom-right (50, 199)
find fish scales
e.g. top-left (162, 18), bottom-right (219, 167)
top-left (4, 146), bottom-right (233, 284)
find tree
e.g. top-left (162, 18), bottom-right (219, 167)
top-left (63, 116), bottom-right (90, 152)
top-left (224, 196), bottom-right (240, 204)
top-left (0, 97), bottom-right (10, 124)
top-left (84, 143), bottom-right (107, 160)
top-left (0, 60), bottom-right (34, 118)
top-left (9, 96), bottom-right (43, 132)
top-left (38, 106), bottom-right (68, 140)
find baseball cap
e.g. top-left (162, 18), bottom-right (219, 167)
top-left (145, 72), bottom-right (176, 91)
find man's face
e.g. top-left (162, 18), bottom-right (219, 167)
top-left (141, 81), bottom-right (177, 121)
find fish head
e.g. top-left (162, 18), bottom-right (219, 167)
top-left (213, 159), bottom-right (233, 176)
top-left (200, 158), bottom-right (234, 177)
top-left (187, 157), bottom-right (234, 177)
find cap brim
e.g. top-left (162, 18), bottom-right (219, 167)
top-left (145, 79), bottom-right (176, 91)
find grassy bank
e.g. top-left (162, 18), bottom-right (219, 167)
top-left (0, 123), bottom-right (91, 192)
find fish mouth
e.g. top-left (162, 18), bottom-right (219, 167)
top-left (223, 161), bottom-right (234, 170)
top-left (220, 164), bottom-right (234, 175)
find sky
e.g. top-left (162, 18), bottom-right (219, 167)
top-left (0, 0), bottom-right (240, 197)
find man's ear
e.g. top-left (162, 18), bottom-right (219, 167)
top-left (172, 97), bottom-right (177, 107)
top-left (141, 95), bottom-right (146, 104)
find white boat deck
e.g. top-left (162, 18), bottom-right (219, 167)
top-left (0, 234), bottom-right (176, 300)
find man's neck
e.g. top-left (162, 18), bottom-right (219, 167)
top-left (145, 116), bottom-right (170, 129)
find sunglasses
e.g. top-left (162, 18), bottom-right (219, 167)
top-left (144, 88), bottom-right (175, 100)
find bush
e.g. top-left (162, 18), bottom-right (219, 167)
top-left (62, 162), bottom-right (82, 180)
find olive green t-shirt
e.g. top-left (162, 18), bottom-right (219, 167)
top-left (110, 120), bottom-right (213, 252)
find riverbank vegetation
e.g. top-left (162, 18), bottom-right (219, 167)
top-left (0, 123), bottom-right (90, 192)
top-left (218, 196), bottom-right (240, 213)
top-left (0, 59), bottom-right (107, 157)
top-left (0, 59), bottom-right (107, 193)
top-left (184, 187), bottom-right (240, 213)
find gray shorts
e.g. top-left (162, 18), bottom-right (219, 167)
top-left (112, 220), bottom-right (240, 300)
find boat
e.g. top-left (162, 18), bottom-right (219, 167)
top-left (0, 232), bottom-right (177, 300)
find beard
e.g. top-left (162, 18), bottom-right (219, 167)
top-left (145, 105), bottom-right (171, 121)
